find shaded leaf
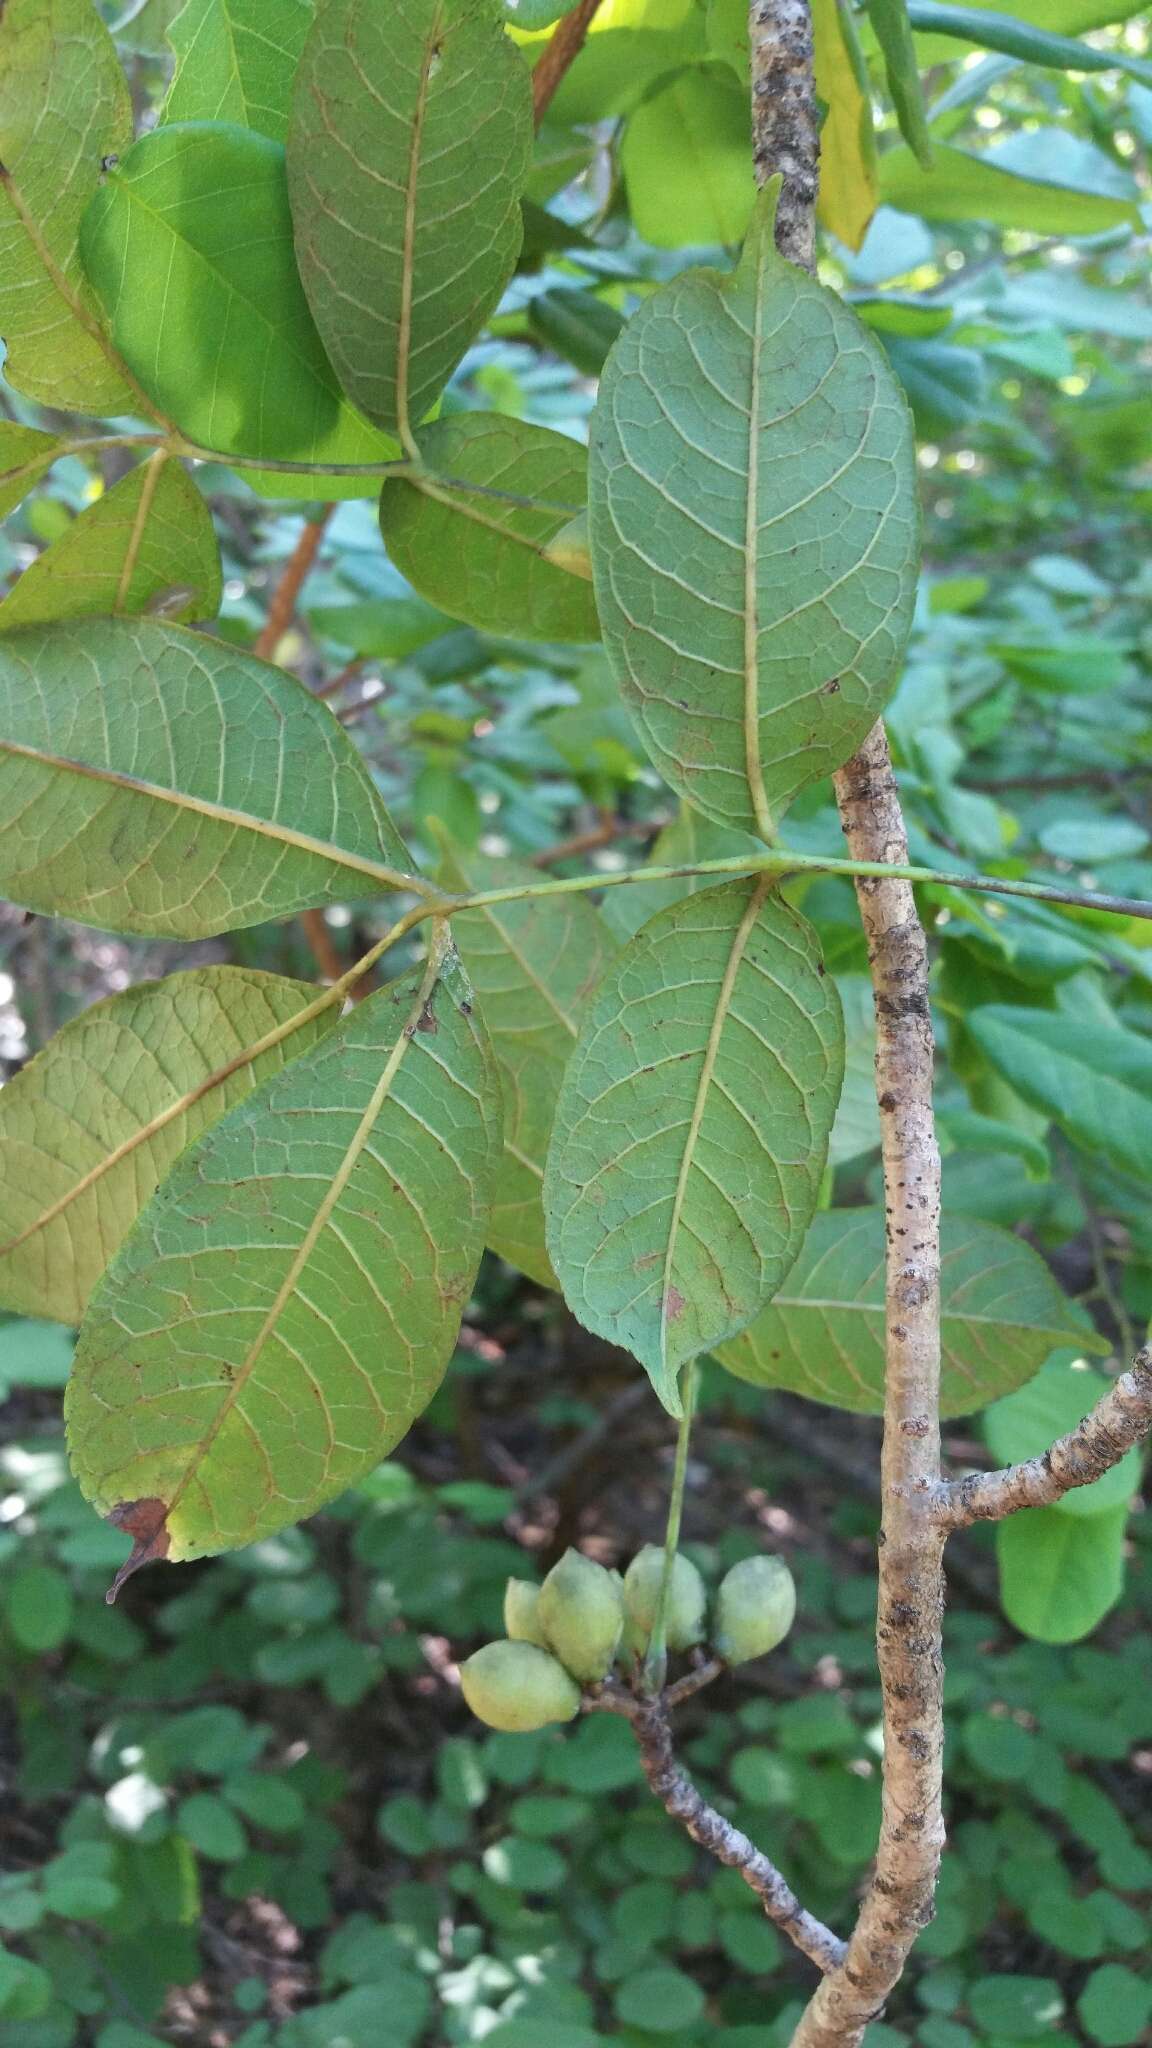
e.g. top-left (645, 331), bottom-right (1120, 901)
top-left (996, 1504), bottom-right (1127, 1645)
top-left (0, 423), bottom-right (66, 522)
top-left (0, 617), bottom-right (415, 938)
top-left (163, 0), bottom-right (312, 140)
top-left (879, 140), bottom-right (1141, 233)
top-left (0, 967), bottom-right (341, 1325)
top-left (545, 879), bottom-right (844, 1412)
top-left (380, 415), bottom-right (599, 641)
top-left (588, 185), bottom-right (918, 839)
top-left (715, 1209), bottom-right (1105, 1416)
top-left (287, 0), bottom-right (533, 442)
top-left (621, 66), bottom-right (753, 249)
top-left (529, 287), bottom-right (626, 376)
top-left (66, 949), bottom-right (501, 1566)
top-left (828, 975), bottom-right (878, 1166)
top-left (813, 0), bottom-right (879, 252)
top-left (0, 0), bottom-right (135, 413)
top-left (438, 838), bottom-right (616, 1285)
top-left (600, 805), bottom-right (764, 944)
top-left (0, 455), bottom-right (221, 631)
top-left (908, 0), bottom-right (1152, 84)
top-left (81, 122), bottom-right (399, 485)
top-left (968, 1006), bottom-right (1152, 1183)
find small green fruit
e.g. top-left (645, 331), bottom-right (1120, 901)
top-left (714, 1555), bottom-right (796, 1665)
top-left (623, 1545), bottom-right (707, 1653)
top-left (460, 1640), bottom-right (581, 1732)
top-left (504, 1578), bottom-right (547, 1647)
top-left (537, 1547), bottom-right (624, 1682)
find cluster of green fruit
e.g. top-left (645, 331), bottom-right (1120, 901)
top-left (460, 1547), bottom-right (796, 1732)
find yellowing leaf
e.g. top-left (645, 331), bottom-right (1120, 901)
top-left (287, 0), bottom-right (533, 443)
top-left (0, 455), bottom-right (221, 630)
top-left (0, 0), bottom-right (136, 412)
top-left (813, 0), bottom-right (879, 252)
top-left (0, 617), bottom-right (415, 938)
top-left (588, 185), bottom-right (919, 839)
top-left (66, 950), bottom-right (501, 1574)
top-left (544, 880), bottom-right (844, 1412)
top-left (0, 968), bottom-right (341, 1324)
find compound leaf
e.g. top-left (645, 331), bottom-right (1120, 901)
top-left (0, 0), bottom-right (136, 413)
top-left (588, 184), bottom-right (918, 839)
top-left (0, 617), bottom-right (415, 938)
top-left (380, 415), bottom-right (599, 641)
top-left (66, 950), bottom-right (501, 1572)
top-left (438, 838), bottom-right (616, 1285)
top-left (288, 0), bottom-right (533, 442)
top-left (716, 1208), bottom-right (1107, 1416)
top-left (80, 121), bottom-right (400, 486)
top-left (0, 967), bottom-right (341, 1325)
top-left (0, 455), bottom-right (221, 631)
top-left (544, 879), bottom-right (844, 1412)
top-left (163, 0), bottom-right (312, 140)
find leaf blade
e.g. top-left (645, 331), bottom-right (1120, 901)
top-left (0, 967), bottom-right (342, 1324)
top-left (545, 880), bottom-right (845, 1410)
top-left (163, 0), bottom-right (313, 140)
top-left (66, 950), bottom-right (501, 1564)
top-left (968, 1006), bottom-right (1152, 1182)
top-left (287, 0), bottom-right (533, 442)
top-left (715, 1208), bottom-right (1107, 1417)
top-left (588, 188), bottom-right (919, 838)
top-left (0, 617), bottom-right (415, 938)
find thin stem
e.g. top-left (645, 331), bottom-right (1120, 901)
top-left (642, 1358), bottom-right (699, 1693)
top-left (531, 0), bottom-right (605, 128)
top-left (254, 505), bottom-right (335, 662)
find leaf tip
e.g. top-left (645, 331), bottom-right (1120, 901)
top-left (105, 1496), bottom-right (171, 1604)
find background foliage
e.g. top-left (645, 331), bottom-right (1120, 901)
top-left (1, 0), bottom-right (1151, 2040)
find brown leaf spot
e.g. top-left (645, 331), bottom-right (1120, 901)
top-left (665, 1285), bottom-right (686, 1323)
top-left (105, 1498), bottom-right (171, 1605)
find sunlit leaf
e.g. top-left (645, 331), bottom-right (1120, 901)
top-left (0, 455), bottom-right (221, 630)
top-left (0, 0), bottom-right (136, 412)
top-left (813, 0), bottom-right (879, 252)
top-left (545, 880), bottom-right (844, 1412)
top-left (588, 184), bottom-right (918, 839)
top-left (880, 140), bottom-right (1141, 233)
top-left (0, 968), bottom-right (340, 1324)
top-left (438, 838), bottom-right (616, 1285)
top-left (81, 121), bottom-right (400, 485)
top-left (867, 0), bottom-right (935, 168)
top-left (0, 617), bottom-right (415, 938)
top-left (621, 67), bottom-right (753, 248)
top-left (287, 0), bottom-right (533, 441)
top-left (380, 415), bottom-right (599, 641)
top-left (0, 423), bottom-right (65, 522)
top-left (715, 1209), bottom-right (1107, 1416)
top-left (163, 0), bottom-right (312, 139)
top-left (66, 950), bottom-right (501, 1571)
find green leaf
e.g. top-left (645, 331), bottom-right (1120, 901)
top-left (715, 1209), bottom-right (1104, 1417)
top-left (828, 975), bottom-right (879, 1166)
top-left (996, 1503), bottom-right (1128, 1645)
top-left (879, 140), bottom-right (1141, 233)
top-left (813, 0), bottom-right (879, 252)
top-left (0, 455), bottom-right (221, 631)
top-left (601, 805), bottom-right (764, 943)
top-left (983, 1356), bottom-right (1143, 1520)
top-left (380, 415), bottom-right (599, 641)
top-left (614, 1965), bottom-right (706, 2033)
top-left (529, 287), bottom-right (626, 376)
top-left (176, 1792), bottom-right (247, 1862)
top-left (967, 1975), bottom-right (1065, 2039)
top-left (1077, 1966), bottom-right (1152, 2048)
top-left (81, 122), bottom-right (400, 486)
top-left (908, 0), bottom-right (1152, 83)
top-left (287, 0), bottom-right (533, 443)
top-left (4, 1561), bottom-right (74, 1652)
top-left (437, 838), bottom-right (616, 1286)
top-left (0, 423), bottom-right (66, 522)
top-left (968, 1006), bottom-right (1152, 1183)
top-left (66, 949), bottom-right (501, 1570)
top-left (620, 65), bottom-right (753, 248)
top-left (544, 880), bottom-right (844, 1413)
top-left (588, 185), bottom-right (918, 839)
top-left (867, 0), bottom-right (935, 168)
top-left (0, 617), bottom-right (415, 938)
top-left (163, 0), bottom-right (312, 140)
top-left (0, 1318), bottom-right (73, 1391)
top-left (0, 0), bottom-right (136, 413)
top-left (307, 594), bottom-right (457, 659)
top-left (0, 967), bottom-right (342, 1324)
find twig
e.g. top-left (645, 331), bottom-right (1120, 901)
top-left (530, 812), bottom-right (664, 867)
top-left (253, 506), bottom-right (334, 663)
top-left (747, 9), bottom-right (948, 2039)
top-left (299, 908), bottom-right (344, 984)
top-left (935, 1346), bottom-right (1152, 1528)
top-left (531, 0), bottom-right (604, 129)
top-left (594, 1685), bottom-right (847, 1975)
